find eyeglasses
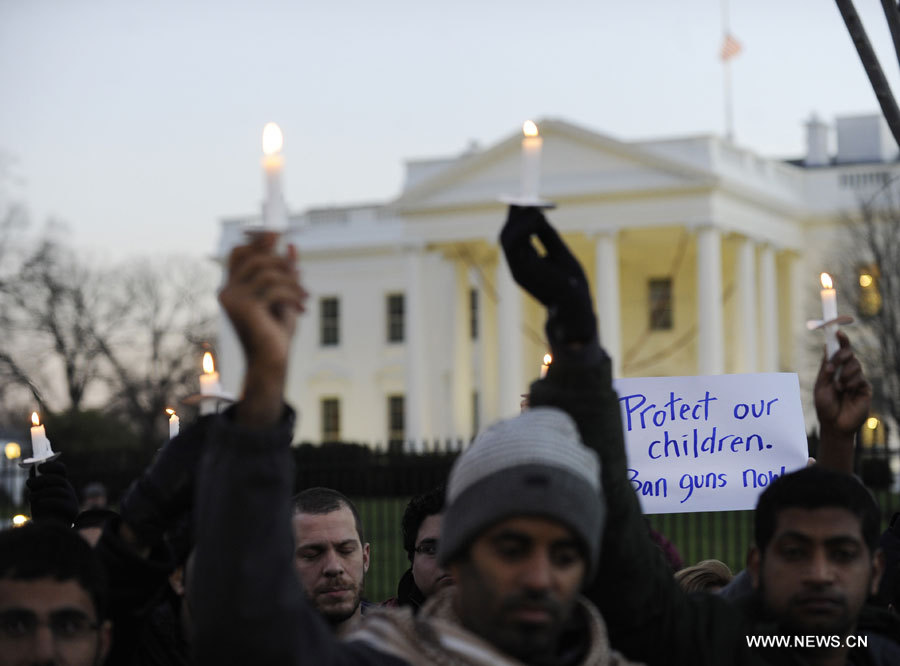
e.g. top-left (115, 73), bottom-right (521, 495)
top-left (414, 540), bottom-right (438, 558)
top-left (0, 609), bottom-right (100, 642)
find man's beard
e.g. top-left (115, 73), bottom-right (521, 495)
top-left (312, 579), bottom-right (365, 625)
top-left (758, 579), bottom-right (857, 638)
top-left (484, 589), bottom-right (570, 663)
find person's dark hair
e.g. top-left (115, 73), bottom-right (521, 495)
top-left (402, 485), bottom-right (445, 562)
top-left (72, 508), bottom-right (118, 531)
top-left (82, 482), bottom-right (107, 500)
top-left (754, 466), bottom-right (881, 554)
top-left (0, 523), bottom-right (109, 620)
top-left (292, 487), bottom-right (364, 544)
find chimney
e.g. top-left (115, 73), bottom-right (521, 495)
top-left (804, 113), bottom-right (829, 167)
top-left (835, 114), bottom-right (899, 164)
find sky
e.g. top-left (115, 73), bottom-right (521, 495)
top-left (2, 0), bottom-right (900, 260)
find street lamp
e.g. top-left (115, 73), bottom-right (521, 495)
top-left (5, 442), bottom-right (21, 460)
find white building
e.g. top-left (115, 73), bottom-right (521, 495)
top-left (215, 114), bottom-right (898, 449)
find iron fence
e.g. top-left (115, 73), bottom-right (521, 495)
top-left (1, 438), bottom-right (897, 603)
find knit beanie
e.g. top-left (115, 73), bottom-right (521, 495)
top-left (438, 406), bottom-right (605, 579)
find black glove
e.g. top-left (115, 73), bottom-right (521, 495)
top-left (25, 460), bottom-right (79, 527)
top-left (500, 206), bottom-right (597, 349)
top-left (118, 415), bottom-right (213, 549)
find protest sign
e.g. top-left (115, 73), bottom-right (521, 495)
top-left (613, 373), bottom-right (809, 514)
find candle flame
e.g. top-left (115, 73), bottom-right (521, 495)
top-left (262, 122), bottom-right (284, 156)
top-left (866, 417), bottom-right (880, 430)
top-left (202, 352), bottom-right (216, 374)
top-left (543, 353), bottom-right (552, 365)
top-left (165, 408), bottom-right (176, 416)
top-left (820, 272), bottom-right (833, 290)
top-left (523, 120), bottom-right (539, 138)
top-left (859, 274), bottom-right (873, 288)
top-left (31, 412), bottom-right (40, 427)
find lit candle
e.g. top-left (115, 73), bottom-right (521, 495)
top-left (199, 352), bottom-right (222, 415)
top-left (166, 408), bottom-right (180, 439)
top-left (820, 272), bottom-right (840, 359)
top-left (540, 353), bottom-right (553, 379)
top-left (261, 122), bottom-right (287, 231)
top-left (29, 412), bottom-right (56, 461)
top-left (521, 120), bottom-right (543, 201)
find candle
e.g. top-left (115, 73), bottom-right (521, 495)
top-left (29, 412), bottom-right (56, 461)
top-left (820, 272), bottom-right (840, 359)
top-left (261, 122), bottom-right (287, 231)
top-left (199, 352), bottom-right (222, 415)
top-left (200, 352), bottom-right (222, 395)
top-left (166, 408), bottom-right (180, 439)
top-left (520, 120), bottom-right (543, 201)
top-left (540, 353), bottom-right (553, 379)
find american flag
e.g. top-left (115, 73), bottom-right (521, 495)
top-left (720, 32), bottom-right (742, 61)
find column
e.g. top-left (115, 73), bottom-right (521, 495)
top-left (594, 231), bottom-right (622, 377)
top-left (452, 259), bottom-right (473, 438)
top-left (496, 255), bottom-right (523, 418)
top-left (696, 225), bottom-right (725, 375)
top-left (759, 244), bottom-right (779, 372)
top-left (404, 248), bottom-right (431, 447)
top-left (735, 237), bottom-right (758, 373)
top-left (786, 252), bottom-right (805, 372)
top-left (479, 258), bottom-right (500, 424)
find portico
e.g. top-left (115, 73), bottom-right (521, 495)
top-left (215, 118), bottom-right (856, 446)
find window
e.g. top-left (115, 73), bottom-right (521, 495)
top-left (648, 278), bottom-right (673, 330)
top-left (387, 395), bottom-right (405, 446)
top-left (386, 293), bottom-right (405, 343)
top-left (858, 265), bottom-right (882, 317)
top-left (469, 288), bottom-right (478, 340)
top-left (321, 398), bottom-right (341, 442)
top-left (320, 297), bottom-right (340, 346)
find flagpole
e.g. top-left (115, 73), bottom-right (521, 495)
top-left (724, 57), bottom-right (734, 143)
top-left (722, 0), bottom-right (734, 143)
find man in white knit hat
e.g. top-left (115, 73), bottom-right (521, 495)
top-left (352, 404), bottom-right (614, 665)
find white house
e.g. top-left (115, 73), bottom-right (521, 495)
top-left (215, 114), bottom-right (898, 451)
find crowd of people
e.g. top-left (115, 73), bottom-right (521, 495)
top-left (2, 206), bottom-right (900, 665)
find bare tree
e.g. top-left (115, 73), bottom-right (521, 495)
top-left (3, 237), bottom-right (108, 411)
top-left (93, 257), bottom-right (216, 449)
top-left (840, 184), bottom-right (900, 437)
top-left (0, 219), bottom-right (217, 450)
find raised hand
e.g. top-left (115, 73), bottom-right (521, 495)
top-left (813, 330), bottom-right (872, 473)
top-left (218, 232), bottom-right (307, 426)
top-left (499, 206), bottom-right (596, 349)
top-left (26, 460), bottom-right (79, 527)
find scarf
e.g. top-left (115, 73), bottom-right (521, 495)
top-left (349, 590), bottom-right (641, 666)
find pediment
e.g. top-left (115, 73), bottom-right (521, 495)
top-left (393, 119), bottom-right (717, 212)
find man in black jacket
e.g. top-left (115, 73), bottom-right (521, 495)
top-left (498, 207), bottom-right (900, 665)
